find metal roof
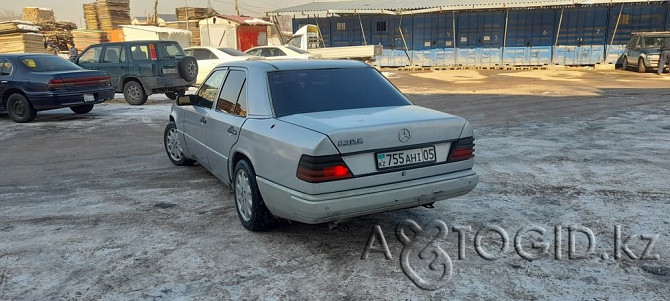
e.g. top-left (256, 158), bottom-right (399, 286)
top-left (268, 0), bottom-right (668, 15)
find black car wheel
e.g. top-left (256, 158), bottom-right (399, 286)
top-left (123, 81), bottom-right (148, 106)
top-left (234, 159), bottom-right (273, 231)
top-left (70, 104), bottom-right (94, 114)
top-left (6, 93), bottom-right (36, 123)
top-left (637, 58), bottom-right (647, 73)
top-left (164, 122), bottom-right (195, 166)
top-left (621, 56), bottom-right (628, 70)
top-left (179, 56), bottom-right (198, 82)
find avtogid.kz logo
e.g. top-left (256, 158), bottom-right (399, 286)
top-left (361, 219), bottom-right (661, 291)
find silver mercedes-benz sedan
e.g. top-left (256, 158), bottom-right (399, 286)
top-left (164, 60), bottom-right (478, 231)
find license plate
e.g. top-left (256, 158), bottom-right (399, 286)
top-left (83, 94), bottom-right (95, 102)
top-left (163, 68), bottom-right (178, 74)
top-left (376, 146), bottom-right (436, 170)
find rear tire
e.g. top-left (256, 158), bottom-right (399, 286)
top-left (164, 122), bottom-right (195, 166)
top-left (70, 104), bottom-right (94, 114)
top-left (123, 80), bottom-right (148, 106)
top-left (234, 159), bottom-right (273, 231)
top-left (6, 93), bottom-right (36, 123)
top-left (637, 58), bottom-right (647, 73)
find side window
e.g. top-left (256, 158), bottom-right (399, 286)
top-left (103, 45), bottom-right (123, 63)
top-left (235, 81), bottom-right (247, 117)
top-left (184, 49), bottom-right (193, 56)
top-left (634, 37), bottom-right (642, 48)
top-left (79, 46), bottom-right (103, 63)
top-left (216, 70), bottom-right (246, 116)
top-left (193, 49), bottom-right (213, 60)
top-left (196, 70), bottom-right (227, 109)
top-left (274, 49), bottom-right (286, 56)
top-left (247, 49), bottom-right (262, 56)
top-left (0, 59), bottom-right (13, 76)
top-left (130, 45), bottom-right (149, 61)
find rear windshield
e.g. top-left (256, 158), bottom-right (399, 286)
top-left (158, 43), bottom-right (185, 58)
top-left (20, 56), bottom-right (81, 72)
top-left (218, 48), bottom-right (251, 56)
top-left (268, 68), bottom-right (411, 117)
top-left (285, 45), bottom-right (309, 54)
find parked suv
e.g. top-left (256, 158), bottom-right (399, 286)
top-left (77, 40), bottom-right (198, 105)
top-left (622, 32), bottom-right (670, 73)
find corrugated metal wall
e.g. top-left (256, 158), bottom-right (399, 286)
top-left (294, 3), bottom-right (670, 67)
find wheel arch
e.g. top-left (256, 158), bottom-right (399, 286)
top-left (2, 89), bottom-right (27, 107)
top-left (230, 150), bottom-right (254, 184)
top-left (122, 77), bottom-right (150, 94)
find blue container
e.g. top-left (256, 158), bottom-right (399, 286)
top-left (555, 6), bottom-right (609, 64)
top-left (456, 11), bottom-right (505, 65)
top-left (504, 9), bottom-right (556, 65)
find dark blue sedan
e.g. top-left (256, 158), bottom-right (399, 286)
top-left (0, 54), bottom-right (115, 123)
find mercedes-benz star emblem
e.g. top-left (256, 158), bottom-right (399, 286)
top-left (398, 129), bottom-right (411, 143)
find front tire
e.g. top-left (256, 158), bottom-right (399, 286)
top-left (70, 104), bottom-right (94, 114)
top-left (164, 122), bottom-right (195, 166)
top-left (234, 159), bottom-right (273, 231)
top-left (6, 93), bottom-right (36, 123)
top-left (123, 80), bottom-right (148, 106)
top-left (637, 58), bottom-right (647, 73)
top-left (621, 56), bottom-right (628, 70)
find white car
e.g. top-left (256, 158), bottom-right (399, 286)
top-left (164, 60), bottom-right (478, 231)
top-left (184, 46), bottom-right (253, 84)
top-left (245, 45), bottom-right (321, 60)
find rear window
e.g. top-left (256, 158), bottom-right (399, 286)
top-left (20, 56), bottom-right (81, 72)
top-left (285, 45), bottom-right (309, 54)
top-left (268, 68), bottom-right (411, 117)
top-left (218, 48), bottom-right (251, 56)
top-left (158, 43), bottom-right (185, 58)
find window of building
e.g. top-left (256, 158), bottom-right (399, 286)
top-left (337, 22), bottom-right (346, 31)
top-left (376, 22), bottom-right (387, 32)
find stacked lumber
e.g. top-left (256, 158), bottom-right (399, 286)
top-left (83, 3), bottom-right (100, 30)
top-left (72, 30), bottom-right (109, 51)
top-left (22, 7), bottom-right (56, 25)
top-left (165, 21), bottom-right (200, 46)
top-left (95, 0), bottom-right (130, 31)
top-left (176, 7), bottom-right (211, 21)
top-left (0, 21), bottom-right (45, 54)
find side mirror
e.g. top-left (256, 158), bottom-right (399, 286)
top-left (177, 95), bottom-right (195, 106)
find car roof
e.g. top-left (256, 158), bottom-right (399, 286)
top-left (0, 53), bottom-right (63, 58)
top-left (90, 40), bottom-right (179, 46)
top-left (220, 59), bottom-right (370, 71)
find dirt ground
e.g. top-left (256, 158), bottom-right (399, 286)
top-left (0, 69), bottom-right (669, 300)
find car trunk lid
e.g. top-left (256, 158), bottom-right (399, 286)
top-left (278, 105), bottom-right (466, 154)
top-left (49, 70), bottom-right (111, 91)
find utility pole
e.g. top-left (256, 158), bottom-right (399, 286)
top-left (234, 0), bottom-right (240, 16)
top-left (153, 0), bottom-right (159, 25)
top-left (184, 0), bottom-right (189, 31)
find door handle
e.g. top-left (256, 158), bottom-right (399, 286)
top-left (120, 65), bottom-right (128, 69)
top-left (200, 117), bottom-right (207, 124)
top-left (227, 126), bottom-right (238, 135)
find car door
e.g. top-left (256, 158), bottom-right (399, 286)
top-left (0, 58), bottom-right (14, 109)
top-left (630, 37), bottom-right (642, 65)
top-left (182, 69), bottom-right (228, 169)
top-left (98, 44), bottom-right (127, 90)
top-left (77, 45), bottom-right (103, 71)
top-left (205, 69), bottom-right (248, 182)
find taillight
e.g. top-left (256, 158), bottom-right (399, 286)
top-left (447, 137), bottom-right (475, 163)
top-left (48, 79), bottom-right (66, 90)
top-left (297, 155), bottom-right (353, 183)
top-left (149, 44), bottom-right (158, 60)
top-left (99, 75), bottom-right (111, 87)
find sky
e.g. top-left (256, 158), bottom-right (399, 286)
top-left (3, 0), bottom-right (321, 26)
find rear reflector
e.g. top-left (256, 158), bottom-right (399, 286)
top-left (447, 137), bottom-right (475, 163)
top-left (297, 155), bottom-right (353, 183)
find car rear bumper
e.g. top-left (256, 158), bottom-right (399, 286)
top-left (141, 76), bottom-right (193, 93)
top-left (256, 169), bottom-right (478, 224)
top-left (27, 87), bottom-right (115, 110)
